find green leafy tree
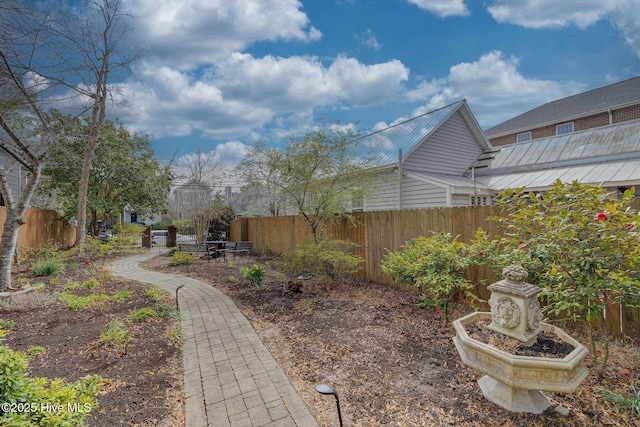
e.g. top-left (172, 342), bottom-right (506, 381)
top-left (236, 141), bottom-right (287, 216)
top-left (472, 180), bottom-right (640, 378)
top-left (41, 117), bottom-right (172, 235)
top-left (239, 124), bottom-right (376, 241)
top-left (381, 232), bottom-right (478, 324)
top-left (207, 194), bottom-right (236, 240)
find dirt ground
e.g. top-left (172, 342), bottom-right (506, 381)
top-left (142, 252), bottom-right (640, 427)
top-left (1, 256), bottom-right (184, 427)
top-left (2, 250), bottom-right (639, 427)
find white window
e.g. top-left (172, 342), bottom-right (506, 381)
top-left (556, 122), bottom-right (574, 135)
top-left (351, 191), bottom-right (364, 212)
top-left (516, 132), bottom-right (531, 143)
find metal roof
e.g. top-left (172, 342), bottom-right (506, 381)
top-left (484, 76), bottom-right (640, 138)
top-left (477, 160), bottom-right (640, 191)
top-left (405, 169), bottom-right (490, 191)
top-left (476, 120), bottom-right (640, 174)
top-left (475, 119), bottom-right (640, 190)
top-left (357, 100), bottom-right (464, 168)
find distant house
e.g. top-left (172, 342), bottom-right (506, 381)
top-left (0, 159), bottom-right (27, 207)
top-left (171, 179), bottom-right (214, 220)
top-left (356, 77), bottom-right (640, 211)
top-left (357, 99), bottom-right (493, 210)
top-left (485, 76), bottom-right (640, 147)
top-left (475, 76), bottom-right (640, 197)
top-left (473, 119), bottom-right (640, 196)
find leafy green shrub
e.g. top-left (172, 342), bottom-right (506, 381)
top-left (32, 258), bottom-right (64, 277)
top-left (171, 251), bottom-right (196, 266)
top-left (472, 180), bottom-right (640, 378)
top-left (0, 332), bottom-right (104, 426)
top-left (0, 319), bottom-right (15, 329)
top-left (278, 239), bottom-right (363, 285)
top-left (19, 242), bottom-right (63, 268)
top-left (166, 247), bottom-right (179, 257)
top-left (70, 236), bottom-right (113, 261)
top-left (151, 222), bottom-right (169, 230)
top-left (99, 320), bottom-right (131, 354)
top-left (128, 308), bottom-right (157, 322)
top-left (381, 232), bottom-right (478, 323)
top-left (240, 264), bottom-right (266, 288)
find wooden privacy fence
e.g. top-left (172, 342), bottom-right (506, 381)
top-left (230, 204), bottom-right (640, 339)
top-left (230, 206), bottom-right (497, 286)
top-left (0, 207), bottom-right (76, 250)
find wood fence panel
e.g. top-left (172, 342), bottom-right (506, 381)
top-left (0, 207), bottom-right (75, 251)
top-left (230, 203), bottom-right (640, 339)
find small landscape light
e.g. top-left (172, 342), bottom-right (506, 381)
top-left (315, 383), bottom-right (343, 427)
top-left (175, 284), bottom-right (185, 310)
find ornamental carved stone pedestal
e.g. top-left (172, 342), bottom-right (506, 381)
top-left (453, 265), bottom-right (589, 414)
top-left (487, 265), bottom-right (543, 346)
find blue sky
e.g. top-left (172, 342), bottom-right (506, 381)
top-left (110, 0), bottom-right (640, 178)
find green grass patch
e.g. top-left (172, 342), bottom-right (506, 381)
top-left (128, 307), bottom-right (158, 322)
top-left (58, 292), bottom-right (111, 309)
top-left (113, 290), bottom-right (131, 301)
top-left (99, 320), bottom-right (131, 354)
top-left (26, 346), bottom-right (46, 356)
top-left (32, 258), bottom-right (64, 276)
top-left (145, 285), bottom-right (165, 302)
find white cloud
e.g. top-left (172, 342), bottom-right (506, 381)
top-left (610, 0), bottom-right (640, 57)
top-left (126, 0), bottom-right (321, 69)
top-left (486, 0), bottom-right (640, 58)
top-left (411, 51), bottom-right (585, 128)
top-left (215, 53), bottom-right (408, 109)
top-left (407, 0), bottom-right (470, 17)
top-left (487, 0), bottom-right (612, 29)
top-left (357, 29), bottom-right (382, 51)
top-left (112, 53), bottom-right (409, 141)
top-left (327, 57), bottom-right (410, 106)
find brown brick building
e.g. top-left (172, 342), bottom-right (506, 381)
top-left (485, 76), bottom-right (640, 147)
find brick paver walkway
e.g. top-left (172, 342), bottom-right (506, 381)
top-left (109, 251), bottom-right (318, 427)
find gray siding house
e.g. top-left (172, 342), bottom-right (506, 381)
top-left (358, 78), bottom-right (640, 211)
top-left (0, 157), bottom-right (27, 207)
top-left (358, 99), bottom-right (493, 210)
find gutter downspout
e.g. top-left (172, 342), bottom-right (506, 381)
top-left (398, 149), bottom-right (403, 210)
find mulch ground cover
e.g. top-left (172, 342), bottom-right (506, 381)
top-left (3, 250), bottom-right (639, 426)
top-left (1, 255), bottom-right (184, 427)
top-left (143, 252), bottom-right (640, 427)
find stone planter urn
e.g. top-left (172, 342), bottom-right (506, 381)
top-left (452, 265), bottom-right (589, 414)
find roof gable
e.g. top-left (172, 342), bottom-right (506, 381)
top-left (360, 99), bottom-right (490, 169)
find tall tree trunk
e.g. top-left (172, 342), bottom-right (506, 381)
top-left (0, 211), bottom-right (24, 291)
top-left (0, 164), bottom-right (42, 291)
top-left (75, 63), bottom-right (108, 246)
